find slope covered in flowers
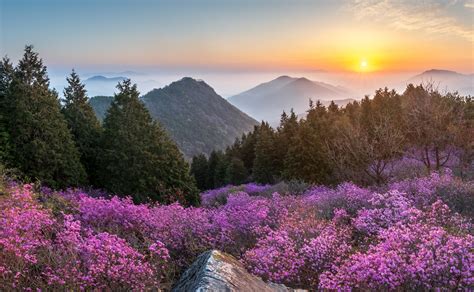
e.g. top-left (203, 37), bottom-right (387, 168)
top-left (0, 172), bottom-right (472, 290)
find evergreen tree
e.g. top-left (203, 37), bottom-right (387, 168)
top-left (239, 128), bottom-right (258, 174)
top-left (252, 122), bottom-right (278, 184)
top-left (0, 57), bottom-right (14, 162)
top-left (214, 154), bottom-right (229, 187)
top-left (99, 79), bottom-right (198, 205)
top-left (206, 150), bottom-right (230, 188)
top-left (5, 46), bottom-right (86, 188)
top-left (275, 109), bottom-right (298, 175)
top-left (207, 150), bottom-right (221, 188)
top-left (190, 154), bottom-right (209, 191)
top-left (226, 157), bottom-right (247, 185)
top-left (61, 70), bottom-right (102, 185)
top-left (284, 102), bottom-right (333, 184)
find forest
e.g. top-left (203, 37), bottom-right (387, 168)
top-left (192, 82), bottom-right (473, 189)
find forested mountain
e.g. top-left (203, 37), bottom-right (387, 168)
top-left (228, 75), bottom-right (355, 123)
top-left (89, 77), bottom-right (257, 158)
top-left (88, 96), bottom-right (114, 120)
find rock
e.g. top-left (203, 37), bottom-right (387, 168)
top-left (172, 250), bottom-right (301, 292)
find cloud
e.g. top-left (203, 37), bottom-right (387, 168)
top-left (348, 0), bottom-right (473, 41)
top-left (465, 1), bottom-right (474, 8)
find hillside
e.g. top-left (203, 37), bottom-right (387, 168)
top-left (89, 78), bottom-right (257, 158)
top-left (142, 78), bottom-right (257, 158)
top-left (88, 96), bottom-right (114, 120)
top-left (228, 76), bottom-right (355, 123)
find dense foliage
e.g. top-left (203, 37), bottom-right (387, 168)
top-left (193, 87), bottom-right (473, 189)
top-left (0, 46), bottom-right (198, 205)
top-left (0, 46), bottom-right (86, 188)
top-left (98, 79), bottom-right (198, 204)
top-left (61, 70), bottom-right (103, 185)
top-left (1, 171), bottom-right (472, 290)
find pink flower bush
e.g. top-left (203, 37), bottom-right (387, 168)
top-left (45, 217), bottom-right (164, 290)
top-left (319, 221), bottom-right (473, 290)
top-left (0, 185), bottom-right (169, 290)
top-left (0, 184), bottom-right (55, 289)
top-left (353, 190), bottom-right (413, 235)
top-left (304, 182), bottom-right (373, 219)
top-left (243, 230), bottom-right (303, 285)
top-left (0, 172), bottom-right (472, 290)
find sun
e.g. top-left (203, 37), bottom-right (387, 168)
top-left (360, 59), bottom-right (368, 70)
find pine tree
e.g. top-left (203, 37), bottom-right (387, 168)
top-left (190, 154), bottom-right (209, 191)
top-left (207, 150), bottom-right (230, 188)
top-left (284, 103), bottom-right (333, 184)
top-left (252, 122), bottom-right (278, 184)
top-left (0, 57), bottom-right (14, 163)
top-left (226, 157), bottom-right (247, 185)
top-left (61, 70), bottom-right (102, 185)
top-left (275, 109), bottom-right (298, 175)
top-left (214, 153), bottom-right (229, 187)
top-left (5, 46), bottom-right (86, 188)
top-left (99, 79), bottom-right (198, 205)
top-left (239, 126), bottom-right (258, 175)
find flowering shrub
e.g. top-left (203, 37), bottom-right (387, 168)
top-left (319, 222), bottom-right (473, 290)
top-left (0, 171), bottom-right (472, 290)
top-left (45, 217), bottom-right (166, 290)
top-left (0, 184), bottom-right (55, 289)
top-left (304, 182), bottom-right (373, 219)
top-left (0, 185), bottom-right (169, 290)
top-left (201, 183), bottom-right (273, 207)
top-left (353, 190), bottom-right (413, 235)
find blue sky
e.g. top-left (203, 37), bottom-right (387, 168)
top-left (1, 0), bottom-right (473, 73)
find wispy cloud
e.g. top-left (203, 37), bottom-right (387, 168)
top-left (348, 0), bottom-right (473, 41)
top-left (465, 0), bottom-right (474, 8)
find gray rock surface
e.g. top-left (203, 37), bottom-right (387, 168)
top-left (172, 250), bottom-right (301, 292)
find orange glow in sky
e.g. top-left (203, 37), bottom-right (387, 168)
top-left (2, 0), bottom-right (473, 74)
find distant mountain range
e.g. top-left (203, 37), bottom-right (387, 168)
top-left (227, 75), bottom-right (356, 123)
top-left (84, 75), bottom-right (127, 96)
top-left (85, 75), bottom-right (127, 83)
top-left (89, 78), bottom-right (257, 158)
top-left (86, 70), bottom-right (472, 157)
top-left (84, 75), bottom-right (161, 97)
top-left (406, 69), bottom-right (473, 96)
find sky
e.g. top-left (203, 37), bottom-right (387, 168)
top-left (1, 0), bottom-right (473, 95)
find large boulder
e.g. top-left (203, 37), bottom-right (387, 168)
top-left (172, 250), bottom-right (300, 292)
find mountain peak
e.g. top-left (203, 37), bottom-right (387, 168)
top-left (170, 77), bottom-right (212, 90)
top-left (275, 75), bottom-right (293, 81)
top-left (421, 69), bottom-right (459, 75)
top-left (228, 76), bottom-right (353, 123)
top-left (294, 77), bottom-right (312, 83)
top-left (140, 79), bottom-right (257, 158)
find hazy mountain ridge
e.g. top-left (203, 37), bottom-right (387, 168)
top-left (85, 75), bottom-right (127, 82)
top-left (407, 69), bottom-right (473, 96)
top-left (83, 75), bottom-right (127, 96)
top-left (228, 75), bottom-right (355, 123)
top-left (89, 77), bottom-right (257, 158)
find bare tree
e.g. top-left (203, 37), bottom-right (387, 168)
top-left (402, 84), bottom-right (465, 171)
